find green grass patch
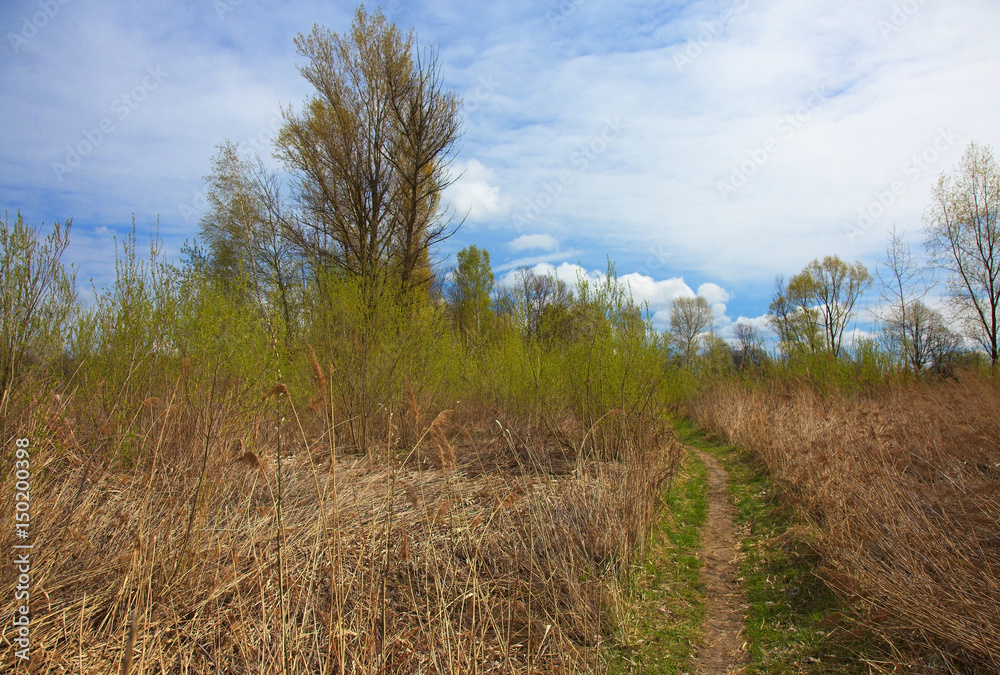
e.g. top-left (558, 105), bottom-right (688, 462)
top-left (674, 419), bottom-right (875, 674)
top-left (606, 449), bottom-right (709, 674)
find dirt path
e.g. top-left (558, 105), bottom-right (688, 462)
top-left (690, 448), bottom-right (748, 675)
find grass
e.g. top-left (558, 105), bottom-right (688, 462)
top-left (674, 419), bottom-right (886, 674)
top-left (0, 394), bottom-right (681, 673)
top-left (606, 448), bottom-right (708, 674)
top-left (689, 376), bottom-right (1000, 672)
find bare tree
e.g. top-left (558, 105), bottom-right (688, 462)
top-left (669, 295), bottom-right (714, 364)
top-left (875, 226), bottom-right (934, 370)
top-left (925, 141), bottom-right (1000, 364)
top-left (513, 267), bottom-right (571, 341)
top-left (903, 300), bottom-right (964, 372)
top-left (199, 141), bottom-right (300, 332)
top-left (733, 320), bottom-right (765, 369)
top-left (276, 8), bottom-right (461, 298)
top-left (923, 304), bottom-right (964, 373)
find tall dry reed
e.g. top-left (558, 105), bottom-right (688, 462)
top-left (0, 382), bottom-right (679, 673)
top-left (690, 375), bottom-right (1000, 671)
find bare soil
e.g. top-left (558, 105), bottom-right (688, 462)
top-left (690, 448), bottom-right (748, 675)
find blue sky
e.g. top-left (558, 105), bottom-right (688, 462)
top-left (3, 0), bottom-right (1000, 336)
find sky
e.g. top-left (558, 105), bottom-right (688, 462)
top-left (3, 0), bottom-right (1000, 337)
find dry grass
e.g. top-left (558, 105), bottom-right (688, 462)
top-left (0, 385), bottom-right (679, 673)
top-left (690, 373), bottom-right (1000, 672)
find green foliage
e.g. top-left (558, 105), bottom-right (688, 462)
top-left (770, 257), bottom-right (871, 359)
top-left (198, 141), bottom-right (301, 333)
top-left (448, 245), bottom-right (494, 342)
top-left (73, 225), bottom-right (173, 427)
top-left (0, 211), bottom-right (76, 408)
top-left (302, 268), bottom-right (460, 451)
top-left (562, 265), bottom-right (668, 444)
top-left (64, 223), bottom-right (278, 463)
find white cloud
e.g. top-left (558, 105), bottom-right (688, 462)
top-left (5, 0), bottom-right (1000, 325)
top-left (619, 273), bottom-right (696, 311)
top-left (494, 249), bottom-right (583, 272)
top-left (697, 282), bottom-right (731, 306)
top-left (497, 261), bottom-right (594, 289)
top-left (509, 233), bottom-right (558, 252)
top-left (717, 315), bottom-right (775, 343)
top-left (498, 262), bottom-right (734, 332)
top-left (445, 159), bottom-right (501, 222)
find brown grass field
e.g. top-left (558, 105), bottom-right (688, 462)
top-left (0, 385), bottom-right (679, 674)
top-left (690, 373), bottom-right (1000, 672)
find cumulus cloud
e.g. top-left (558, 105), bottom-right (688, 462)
top-left (497, 261), bottom-right (594, 289)
top-left (717, 315), bottom-right (775, 343)
top-left (497, 262), bottom-right (734, 332)
top-left (697, 282), bottom-right (730, 305)
top-left (444, 159), bottom-right (501, 222)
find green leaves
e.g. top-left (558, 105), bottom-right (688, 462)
top-left (0, 211), bottom-right (76, 404)
top-left (770, 256), bottom-right (871, 359)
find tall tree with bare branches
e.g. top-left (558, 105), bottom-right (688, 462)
top-left (669, 295), bottom-right (714, 364)
top-left (925, 141), bottom-right (1000, 364)
top-left (875, 226), bottom-right (933, 370)
top-left (198, 141), bottom-right (300, 333)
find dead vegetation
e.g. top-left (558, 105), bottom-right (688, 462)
top-left (690, 374), bottom-right (1000, 672)
top-left (0, 385), bottom-right (680, 673)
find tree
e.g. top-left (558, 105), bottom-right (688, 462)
top-left (925, 141), bottom-right (1000, 364)
top-left (512, 267), bottom-right (572, 342)
top-left (669, 295), bottom-right (713, 364)
top-left (794, 256), bottom-right (871, 358)
top-left (897, 300), bottom-right (963, 372)
top-left (875, 226), bottom-right (933, 371)
top-left (732, 320), bottom-right (765, 370)
top-left (448, 245), bottom-right (494, 340)
top-left (276, 8), bottom-right (462, 298)
top-left (0, 212), bottom-right (76, 410)
top-left (198, 141), bottom-right (300, 332)
top-left (767, 274), bottom-right (822, 357)
top-left (923, 305), bottom-right (964, 373)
